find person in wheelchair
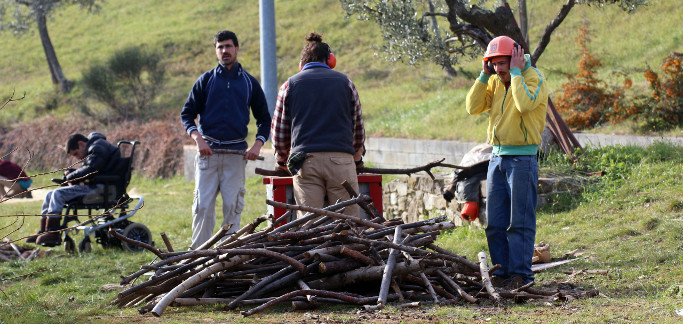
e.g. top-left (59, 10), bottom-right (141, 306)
top-left (30, 132), bottom-right (126, 246)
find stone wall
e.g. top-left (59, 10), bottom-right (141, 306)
top-left (382, 174), bottom-right (584, 227)
top-left (382, 174), bottom-right (487, 228)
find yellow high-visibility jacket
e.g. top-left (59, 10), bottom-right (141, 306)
top-left (466, 54), bottom-right (548, 156)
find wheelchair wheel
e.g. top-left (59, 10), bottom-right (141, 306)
top-left (64, 235), bottom-right (76, 254)
top-left (79, 236), bottom-right (92, 254)
top-left (121, 222), bottom-right (152, 252)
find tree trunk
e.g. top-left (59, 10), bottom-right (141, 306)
top-left (36, 10), bottom-right (72, 93)
top-left (518, 0), bottom-right (529, 44)
top-left (428, 0), bottom-right (457, 78)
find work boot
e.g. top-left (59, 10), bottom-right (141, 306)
top-left (503, 276), bottom-right (526, 290)
top-left (460, 201), bottom-right (479, 221)
top-left (36, 217), bottom-right (62, 247)
top-left (490, 275), bottom-right (506, 288)
top-left (25, 217), bottom-right (47, 244)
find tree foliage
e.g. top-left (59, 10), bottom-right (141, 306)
top-left (0, 0), bottom-right (100, 34)
top-left (81, 46), bottom-right (166, 120)
top-left (555, 25), bottom-right (631, 129)
top-left (339, 0), bottom-right (647, 73)
top-left (0, 0), bottom-right (101, 93)
top-left (631, 53), bottom-right (683, 131)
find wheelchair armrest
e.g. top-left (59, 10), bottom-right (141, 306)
top-left (89, 175), bottom-right (121, 184)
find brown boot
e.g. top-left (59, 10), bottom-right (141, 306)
top-left (36, 217), bottom-right (62, 247)
top-left (26, 217), bottom-right (47, 244)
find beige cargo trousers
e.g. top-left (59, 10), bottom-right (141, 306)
top-left (191, 152), bottom-right (246, 249)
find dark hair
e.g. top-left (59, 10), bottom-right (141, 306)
top-left (65, 134), bottom-right (88, 154)
top-left (300, 32), bottom-right (331, 65)
top-left (214, 30), bottom-right (239, 47)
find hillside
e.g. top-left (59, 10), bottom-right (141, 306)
top-left (1, 0), bottom-right (681, 140)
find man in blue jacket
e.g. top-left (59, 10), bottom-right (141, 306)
top-left (181, 30), bottom-right (271, 249)
top-left (34, 132), bottom-right (124, 246)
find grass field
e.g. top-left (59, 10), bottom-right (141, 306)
top-left (0, 143), bottom-right (681, 323)
top-left (0, 0), bottom-right (681, 322)
top-left (1, 0), bottom-right (681, 138)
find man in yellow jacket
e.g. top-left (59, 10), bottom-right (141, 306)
top-left (466, 36), bottom-right (548, 287)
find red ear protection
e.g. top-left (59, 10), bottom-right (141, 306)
top-left (327, 52), bottom-right (336, 69)
top-left (298, 52), bottom-right (337, 71)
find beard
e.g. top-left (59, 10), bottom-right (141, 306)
top-left (221, 55), bottom-right (236, 67)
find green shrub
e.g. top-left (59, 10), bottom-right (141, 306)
top-left (81, 46), bottom-right (165, 120)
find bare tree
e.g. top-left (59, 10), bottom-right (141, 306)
top-left (0, 0), bottom-right (102, 93)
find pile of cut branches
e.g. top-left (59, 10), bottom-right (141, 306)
top-left (113, 187), bottom-right (597, 317)
top-left (0, 239), bottom-right (43, 262)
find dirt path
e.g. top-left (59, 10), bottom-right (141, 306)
top-left (2, 188), bottom-right (47, 204)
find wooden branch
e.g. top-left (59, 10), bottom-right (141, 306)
top-left (109, 229), bottom-right (165, 259)
top-left (308, 261), bottom-right (422, 291)
top-left (241, 289), bottom-right (383, 317)
top-left (436, 270), bottom-right (477, 303)
top-left (215, 215), bottom-right (269, 248)
top-left (267, 199), bottom-right (384, 229)
top-left (377, 225), bottom-right (402, 307)
top-left (0, 89), bottom-right (26, 111)
top-left (531, 0), bottom-right (575, 63)
top-left (341, 180), bottom-right (383, 222)
top-left (159, 232), bottom-right (174, 253)
top-left (151, 255), bottom-right (251, 316)
top-left (477, 252), bottom-right (501, 304)
top-left (426, 243), bottom-right (479, 271)
top-left (358, 158), bottom-right (466, 180)
top-left (254, 167), bottom-right (290, 177)
top-left (269, 197), bottom-right (373, 234)
top-left (340, 246), bottom-right (378, 266)
top-left (195, 224), bottom-right (232, 250)
top-left (257, 158), bottom-right (468, 180)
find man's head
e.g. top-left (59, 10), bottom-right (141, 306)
top-left (483, 36), bottom-right (518, 83)
top-left (300, 32), bottom-right (332, 66)
top-left (65, 134), bottom-right (88, 160)
top-left (214, 30), bottom-right (239, 69)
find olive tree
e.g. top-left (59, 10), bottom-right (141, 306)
top-left (0, 0), bottom-right (101, 93)
top-left (339, 0), bottom-right (647, 75)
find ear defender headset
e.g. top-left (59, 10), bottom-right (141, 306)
top-left (485, 39), bottom-right (520, 74)
top-left (299, 43), bottom-right (336, 71)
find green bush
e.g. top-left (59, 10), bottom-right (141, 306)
top-left (81, 46), bottom-right (165, 120)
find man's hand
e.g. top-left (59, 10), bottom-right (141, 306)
top-left (354, 147), bottom-right (365, 168)
top-left (277, 164), bottom-right (289, 173)
top-left (482, 60), bottom-right (492, 75)
top-left (509, 46), bottom-right (525, 70)
top-left (191, 131), bottom-right (213, 156)
top-left (245, 140), bottom-right (264, 160)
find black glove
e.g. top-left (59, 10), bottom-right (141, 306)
top-left (442, 188), bottom-right (455, 202)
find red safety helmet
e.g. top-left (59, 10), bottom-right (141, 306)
top-left (483, 36), bottom-right (517, 61)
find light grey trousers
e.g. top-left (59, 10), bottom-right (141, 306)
top-left (191, 153), bottom-right (246, 249)
top-left (41, 184), bottom-right (96, 218)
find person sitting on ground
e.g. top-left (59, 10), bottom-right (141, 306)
top-left (0, 159), bottom-right (33, 199)
top-left (30, 132), bottom-right (125, 246)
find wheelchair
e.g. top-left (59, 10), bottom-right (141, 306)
top-left (57, 140), bottom-right (152, 253)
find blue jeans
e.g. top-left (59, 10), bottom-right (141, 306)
top-left (485, 154), bottom-right (538, 283)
